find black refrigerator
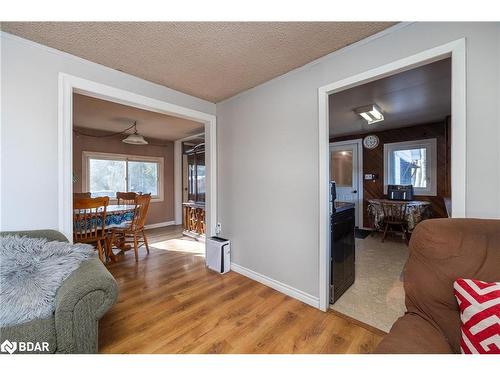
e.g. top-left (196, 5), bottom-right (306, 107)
top-left (329, 182), bottom-right (356, 304)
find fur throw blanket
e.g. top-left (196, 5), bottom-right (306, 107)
top-left (0, 235), bottom-right (95, 327)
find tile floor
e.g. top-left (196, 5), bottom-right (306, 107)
top-left (330, 232), bottom-right (408, 332)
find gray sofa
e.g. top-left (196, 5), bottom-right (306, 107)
top-left (0, 230), bottom-right (118, 354)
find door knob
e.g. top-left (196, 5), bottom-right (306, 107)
top-left (352, 190), bottom-right (358, 193)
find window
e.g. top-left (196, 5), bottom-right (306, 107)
top-left (83, 151), bottom-right (164, 201)
top-left (384, 139), bottom-right (437, 196)
top-left (330, 150), bottom-right (353, 187)
top-left (128, 161), bottom-right (159, 196)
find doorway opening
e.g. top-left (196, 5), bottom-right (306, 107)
top-left (329, 139), bottom-right (363, 228)
top-left (178, 133), bottom-right (206, 240)
top-left (59, 74), bottom-right (217, 262)
top-left (318, 39), bottom-right (466, 329)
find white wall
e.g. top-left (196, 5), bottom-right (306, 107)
top-left (217, 22), bottom-right (500, 299)
top-left (0, 32), bottom-right (215, 231)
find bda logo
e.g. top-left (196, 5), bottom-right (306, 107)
top-left (1, 340), bottom-right (17, 354)
top-left (0, 339), bottom-right (49, 354)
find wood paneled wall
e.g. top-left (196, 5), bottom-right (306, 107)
top-left (330, 120), bottom-right (450, 228)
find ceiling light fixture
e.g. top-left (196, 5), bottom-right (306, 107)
top-left (122, 121), bottom-right (148, 145)
top-left (355, 104), bottom-right (384, 124)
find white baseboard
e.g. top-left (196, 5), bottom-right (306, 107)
top-left (144, 221), bottom-right (176, 230)
top-left (230, 263), bottom-right (320, 309)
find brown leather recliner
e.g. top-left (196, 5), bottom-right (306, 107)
top-left (375, 218), bottom-right (500, 354)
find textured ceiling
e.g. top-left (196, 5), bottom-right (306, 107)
top-left (1, 22), bottom-right (396, 102)
top-left (329, 58), bottom-right (451, 136)
top-left (73, 93), bottom-right (204, 141)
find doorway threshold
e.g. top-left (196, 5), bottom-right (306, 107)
top-left (328, 308), bottom-right (387, 336)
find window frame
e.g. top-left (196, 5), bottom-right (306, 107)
top-left (82, 151), bottom-right (164, 202)
top-left (383, 138), bottom-right (437, 196)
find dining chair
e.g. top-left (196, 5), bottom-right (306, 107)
top-left (73, 192), bottom-right (91, 199)
top-left (73, 196), bottom-right (110, 262)
top-left (108, 194), bottom-right (151, 262)
top-left (116, 192), bottom-right (137, 205)
top-left (381, 201), bottom-right (409, 244)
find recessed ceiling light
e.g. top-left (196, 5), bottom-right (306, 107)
top-left (354, 104), bottom-right (384, 124)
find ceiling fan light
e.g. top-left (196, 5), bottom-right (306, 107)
top-left (122, 121), bottom-right (149, 145)
top-left (122, 133), bottom-right (148, 145)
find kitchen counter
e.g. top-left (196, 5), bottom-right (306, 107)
top-left (333, 201), bottom-right (355, 214)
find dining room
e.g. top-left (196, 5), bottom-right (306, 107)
top-left (327, 57), bottom-right (452, 332)
top-left (71, 92), bottom-right (207, 264)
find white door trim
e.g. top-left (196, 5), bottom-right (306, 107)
top-left (58, 73), bottom-right (217, 241)
top-left (174, 132), bottom-right (206, 225)
top-left (329, 139), bottom-right (364, 229)
top-left (318, 38), bottom-right (467, 311)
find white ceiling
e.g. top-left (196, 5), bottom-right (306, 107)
top-left (1, 22), bottom-right (395, 102)
top-left (329, 58), bottom-right (451, 136)
top-left (73, 93), bottom-right (204, 141)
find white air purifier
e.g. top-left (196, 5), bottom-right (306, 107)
top-left (206, 237), bottom-right (231, 274)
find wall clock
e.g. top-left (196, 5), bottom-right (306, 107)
top-left (363, 135), bottom-right (380, 149)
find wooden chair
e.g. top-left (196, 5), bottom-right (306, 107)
top-left (73, 197), bottom-right (110, 262)
top-left (108, 194), bottom-right (151, 262)
top-left (381, 202), bottom-right (409, 244)
top-left (116, 192), bottom-right (137, 205)
top-left (73, 192), bottom-right (91, 199)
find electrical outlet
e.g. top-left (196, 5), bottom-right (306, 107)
top-left (364, 173), bottom-right (378, 180)
top-left (215, 223), bottom-right (222, 234)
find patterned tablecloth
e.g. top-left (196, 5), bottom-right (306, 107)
top-left (105, 210), bottom-right (135, 227)
top-left (367, 199), bottom-right (432, 231)
top-left (74, 205), bottom-right (136, 230)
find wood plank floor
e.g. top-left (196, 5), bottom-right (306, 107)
top-left (98, 226), bottom-right (385, 354)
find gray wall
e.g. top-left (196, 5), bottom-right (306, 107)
top-left (1, 32), bottom-right (215, 231)
top-left (217, 22), bottom-right (500, 298)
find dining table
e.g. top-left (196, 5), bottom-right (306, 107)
top-left (74, 204), bottom-right (136, 262)
top-left (367, 198), bottom-right (432, 231)
top-left (105, 205), bottom-right (137, 261)
top-left (104, 204), bottom-right (137, 227)
top-left (74, 204), bottom-right (136, 227)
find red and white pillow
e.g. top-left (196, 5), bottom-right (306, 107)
top-left (453, 278), bottom-right (500, 354)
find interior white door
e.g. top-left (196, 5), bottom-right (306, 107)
top-left (330, 141), bottom-right (361, 227)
